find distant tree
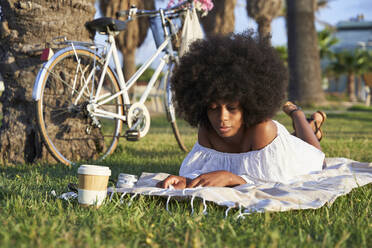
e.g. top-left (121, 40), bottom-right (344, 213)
top-left (246, 0), bottom-right (283, 40)
top-left (317, 28), bottom-right (338, 60)
top-left (200, 0), bottom-right (237, 37)
top-left (286, 0), bottom-right (326, 105)
top-left (0, 0), bottom-right (96, 164)
top-left (327, 49), bottom-right (372, 102)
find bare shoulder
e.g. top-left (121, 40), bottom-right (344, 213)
top-left (198, 125), bottom-right (212, 148)
top-left (250, 120), bottom-right (277, 150)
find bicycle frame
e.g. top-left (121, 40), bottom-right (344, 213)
top-left (96, 35), bottom-right (175, 123)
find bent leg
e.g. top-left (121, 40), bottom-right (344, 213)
top-left (282, 102), bottom-right (323, 150)
top-left (291, 110), bottom-right (322, 150)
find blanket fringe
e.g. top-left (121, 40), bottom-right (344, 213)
top-left (225, 206), bottom-right (232, 218)
top-left (190, 195), bottom-right (196, 215)
top-left (120, 192), bottom-right (127, 204)
top-left (166, 195), bottom-right (172, 212)
top-left (202, 198), bottom-right (208, 215)
top-left (128, 193), bottom-right (138, 206)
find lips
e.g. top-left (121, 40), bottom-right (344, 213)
top-left (218, 126), bottom-right (231, 134)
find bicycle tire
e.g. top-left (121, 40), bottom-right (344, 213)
top-left (35, 48), bottom-right (124, 165)
top-left (164, 67), bottom-right (196, 152)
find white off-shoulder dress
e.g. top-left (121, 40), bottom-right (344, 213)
top-left (179, 120), bottom-right (325, 185)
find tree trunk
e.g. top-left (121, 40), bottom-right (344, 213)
top-left (246, 0), bottom-right (282, 41)
top-left (356, 75), bottom-right (363, 101)
top-left (200, 0), bottom-right (237, 37)
top-left (286, 0), bottom-right (326, 105)
top-left (347, 73), bottom-right (356, 102)
top-left (0, 0), bottom-right (95, 164)
top-left (257, 17), bottom-right (271, 39)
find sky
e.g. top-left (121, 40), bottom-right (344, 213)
top-left (104, 0), bottom-right (372, 65)
top-left (233, 0), bottom-right (372, 46)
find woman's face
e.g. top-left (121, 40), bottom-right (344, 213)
top-left (207, 101), bottom-right (244, 139)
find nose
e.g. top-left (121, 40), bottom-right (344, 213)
top-left (219, 106), bottom-right (229, 121)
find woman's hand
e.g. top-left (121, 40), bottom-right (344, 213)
top-left (187, 170), bottom-right (246, 188)
top-left (157, 171), bottom-right (246, 189)
top-left (157, 175), bottom-right (188, 189)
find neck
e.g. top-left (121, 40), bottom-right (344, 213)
top-left (222, 125), bottom-right (246, 146)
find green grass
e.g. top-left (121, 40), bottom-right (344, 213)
top-left (0, 111), bottom-right (371, 247)
top-left (348, 104), bottom-right (372, 112)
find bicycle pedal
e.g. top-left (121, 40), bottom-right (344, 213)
top-left (125, 130), bottom-right (140, 141)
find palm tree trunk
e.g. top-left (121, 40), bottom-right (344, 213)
top-left (286, 0), bottom-right (326, 105)
top-left (347, 73), bottom-right (356, 102)
top-left (0, 0), bottom-right (96, 164)
top-left (246, 0), bottom-right (282, 41)
top-left (257, 17), bottom-right (271, 38)
top-left (124, 49), bottom-right (136, 86)
top-left (200, 0), bottom-right (237, 37)
top-left (356, 75), bottom-right (363, 101)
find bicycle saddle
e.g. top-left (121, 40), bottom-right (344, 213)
top-left (85, 17), bottom-right (127, 34)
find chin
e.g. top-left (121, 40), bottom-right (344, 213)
top-left (218, 132), bottom-right (234, 138)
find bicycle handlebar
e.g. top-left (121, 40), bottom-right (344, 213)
top-left (116, 0), bottom-right (193, 18)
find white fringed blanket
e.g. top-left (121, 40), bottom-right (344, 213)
top-left (108, 158), bottom-right (372, 213)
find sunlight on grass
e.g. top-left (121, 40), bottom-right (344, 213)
top-left (0, 111), bottom-right (371, 247)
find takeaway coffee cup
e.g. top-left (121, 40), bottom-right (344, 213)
top-left (77, 165), bottom-right (111, 207)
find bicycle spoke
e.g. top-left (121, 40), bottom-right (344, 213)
top-left (45, 64), bottom-right (90, 101)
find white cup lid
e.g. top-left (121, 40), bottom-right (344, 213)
top-left (78, 165), bottom-right (111, 176)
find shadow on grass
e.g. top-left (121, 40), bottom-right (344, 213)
top-left (124, 145), bottom-right (185, 158)
top-left (0, 162), bottom-right (76, 179)
top-left (327, 113), bottom-right (372, 123)
top-left (348, 105), bottom-right (372, 112)
top-left (0, 162), bottom-right (79, 202)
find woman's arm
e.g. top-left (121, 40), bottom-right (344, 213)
top-left (187, 170), bottom-right (246, 187)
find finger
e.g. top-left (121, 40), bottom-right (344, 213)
top-left (161, 176), bottom-right (175, 189)
top-left (187, 178), bottom-right (199, 188)
top-left (194, 180), bottom-right (206, 188)
top-left (174, 181), bottom-right (186, 190)
top-left (163, 178), bottom-right (174, 189)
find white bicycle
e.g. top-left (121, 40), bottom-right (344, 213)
top-left (32, 0), bottom-right (196, 165)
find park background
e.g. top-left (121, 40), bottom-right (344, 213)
top-left (0, 0), bottom-right (371, 247)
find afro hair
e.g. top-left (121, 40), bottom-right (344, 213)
top-left (171, 30), bottom-right (288, 128)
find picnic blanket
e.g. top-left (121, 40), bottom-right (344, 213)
top-left (108, 157), bottom-right (372, 214)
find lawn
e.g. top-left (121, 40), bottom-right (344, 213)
top-left (0, 110), bottom-right (371, 247)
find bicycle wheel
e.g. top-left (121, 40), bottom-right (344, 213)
top-left (35, 47), bottom-right (124, 165)
top-left (163, 67), bottom-right (197, 152)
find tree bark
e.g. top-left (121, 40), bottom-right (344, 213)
top-left (0, 0), bottom-right (95, 164)
top-left (286, 0), bottom-right (326, 105)
top-left (347, 73), bottom-right (356, 102)
top-left (246, 0), bottom-right (282, 41)
top-left (356, 75), bottom-right (363, 101)
top-left (200, 0), bottom-right (237, 37)
top-left (257, 17), bottom-right (271, 39)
